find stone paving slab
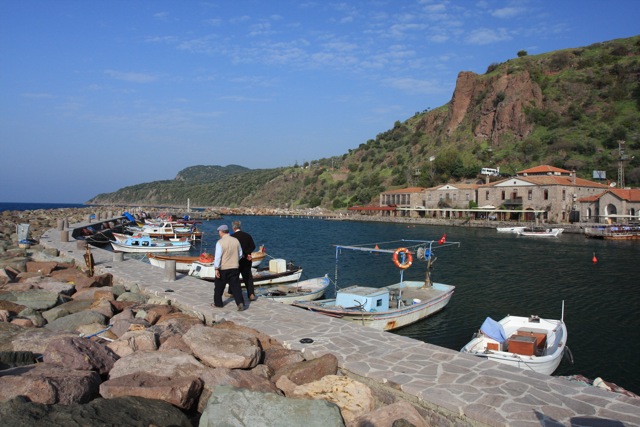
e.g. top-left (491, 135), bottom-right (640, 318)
top-left (39, 225), bottom-right (640, 427)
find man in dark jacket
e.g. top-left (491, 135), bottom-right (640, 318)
top-left (231, 220), bottom-right (257, 301)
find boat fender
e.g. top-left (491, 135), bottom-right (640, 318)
top-left (392, 247), bottom-right (413, 269)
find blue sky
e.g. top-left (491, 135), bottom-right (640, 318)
top-left (1, 1), bottom-right (639, 203)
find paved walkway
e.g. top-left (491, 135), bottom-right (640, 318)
top-left (40, 223), bottom-right (640, 427)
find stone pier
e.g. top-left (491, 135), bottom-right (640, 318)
top-left (39, 222), bottom-right (640, 427)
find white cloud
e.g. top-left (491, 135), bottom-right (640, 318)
top-left (20, 92), bottom-right (54, 99)
top-left (465, 28), bottom-right (511, 45)
top-left (492, 7), bottom-right (526, 18)
top-left (104, 70), bottom-right (158, 83)
top-left (385, 77), bottom-right (442, 95)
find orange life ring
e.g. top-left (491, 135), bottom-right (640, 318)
top-left (199, 253), bottom-right (214, 263)
top-left (392, 247), bottom-right (413, 269)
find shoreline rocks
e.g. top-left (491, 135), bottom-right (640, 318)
top-left (0, 208), bottom-right (431, 426)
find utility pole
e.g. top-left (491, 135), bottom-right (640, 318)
top-left (618, 140), bottom-right (627, 189)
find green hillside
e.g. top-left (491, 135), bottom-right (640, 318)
top-left (88, 35), bottom-right (640, 209)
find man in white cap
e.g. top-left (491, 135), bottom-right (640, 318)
top-left (211, 224), bottom-right (245, 311)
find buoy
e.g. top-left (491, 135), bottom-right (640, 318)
top-left (374, 244), bottom-right (379, 250)
top-left (592, 252), bottom-right (598, 263)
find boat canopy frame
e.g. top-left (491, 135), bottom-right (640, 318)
top-left (332, 239), bottom-right (460, 291)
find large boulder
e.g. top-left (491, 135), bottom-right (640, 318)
top-left (107, 329), bottom-right (158, 357)
top-left (99, 372), bottom-right (203, 410)
top-left (0, 395), bottom-right (192, 427)
top-left (43, 337), bottom-right (119, 375)
top-left (44, 310), bottom-right (107, 333)
top-left (0, 289), bottom-right (61, 311)
top-left (264, 347), bottom-right (305, 373)
top-left (200, 385), bottom-right (345, 427)
top-left (0, 363), bottom-right (101, 404)
top-left (272, 353), bottom-right (339, 386)
top-left (290, 375), bottom-right (375, 424)
top-left (183, 324), bottom-right (261, 369)
top-left (108, 348), bottom-right (205, 379)
top-left (213, 320), bottom-right (282, 352)
top-left (41, 299), bottom-right (93, 323)
top-left (197, 367), bottom-right (281, 413)
top-left (25, 261), bottom-right (57, 275)
top-left (346, 401), bottom-right (428, 427)
top-left (7, 328), bottom-right (77, 354)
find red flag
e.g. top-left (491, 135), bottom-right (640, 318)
top-left (438, 234), bottom-right (446, 245)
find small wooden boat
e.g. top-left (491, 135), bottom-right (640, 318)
top-left (148, 250), bottom-right (266, 272)
top-left (460, 303), bottom-right (569, 375)
top-left (255, 275), bottom-right (330, 304)
top-left (188, 258), bottom-right (302, 286)
top-left (517, 227), bottom-right (564, 237)
top-left (292, 239), bottom-right (459, 331)
top-left (110, 235), bottom-right (191, 253)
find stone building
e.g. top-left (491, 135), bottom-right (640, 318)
top-left (374, 165), bottom-right (616, 224)
top-left (477, 165), bottom-right (609, 223)
top-left (378, 187), bottom-right (427, 217)
top-left (577, 188), bottom-right (640, 224)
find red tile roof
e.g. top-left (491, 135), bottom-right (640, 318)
top-left (577, 188), bottom-right (640, 202)
top-left (517, 165), bottom-right (572, 175)
top-left (608, 188), bottom-right (640, 202)
top-left (381, 187), bottom-right (426, 194)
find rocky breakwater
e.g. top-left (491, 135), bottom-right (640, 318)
top-left (0, 210), bottom-right (429, 426)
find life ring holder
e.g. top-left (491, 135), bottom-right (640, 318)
top-left (392, 247), bottom-right (413, 269)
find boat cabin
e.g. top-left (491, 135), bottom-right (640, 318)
top-left (335, 286), bottom-right (390, 312)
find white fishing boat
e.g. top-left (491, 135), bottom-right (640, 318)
top-left (517, 227), bottom-right (564, 237)
top-left (127, 221), bottom-right (203, 240)
top-left (255, 275), bottom-right (330, 304)
top-left (496, 226), bottom-right (526, 233)
top-left (148, 250), bottom-right (266, 272)
top-left (292, 238), bottom-right (459, 331)
top-left (188, 258), bottom-right (302, 286)
top-left (460, 302), bottom-right (570, 375)
top-left (110, 235), bottom-right (191, 254)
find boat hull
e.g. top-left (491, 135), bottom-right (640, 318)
top-left (517, 228), bottom-right (564, 237)
top-left (293, 281), bottom-right (455, 331)
top-left (256, 276), bottom-right (330, 304)
top-left (148, 251), bottom-right (265, 272)
top-left (188, 260), bottom-right (302, 285)
top-left (110, 241), bottom-right (191, 253)
top-left (460, 315), bottom-right (567, 375)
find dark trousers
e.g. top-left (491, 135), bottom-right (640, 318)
top-left (238, 259), bottom-right (255, 297)
top-left (213, 268), bottom-right (244, 307)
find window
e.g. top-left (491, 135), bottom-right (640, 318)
top-left (501, 191), bottom-right (505, 200)
top-left (376, 299), bottom-right (383, 307)
top-left (485, 191), bottom-right (489, 200)
top-left (544, 189), bottom-right (549, 200)
top-left (428, 194), bottom-right (432, 201)
top-left (466, 193), bottom-right (470, 201)
top-left (562, 190), bottom-right (566, 201)
top-left (528, 190), bottom-right (532, 200)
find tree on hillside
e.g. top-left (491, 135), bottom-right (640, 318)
top-left (517, 50), bottom-right (528, 57)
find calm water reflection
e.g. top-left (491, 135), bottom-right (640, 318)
top-left (190, 215), bottom-right (639, 393)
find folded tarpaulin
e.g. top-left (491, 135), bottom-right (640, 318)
top-left (480, 317), bottom-right (507, 343)
top-left (123, 212), bottom-right (136, 222)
